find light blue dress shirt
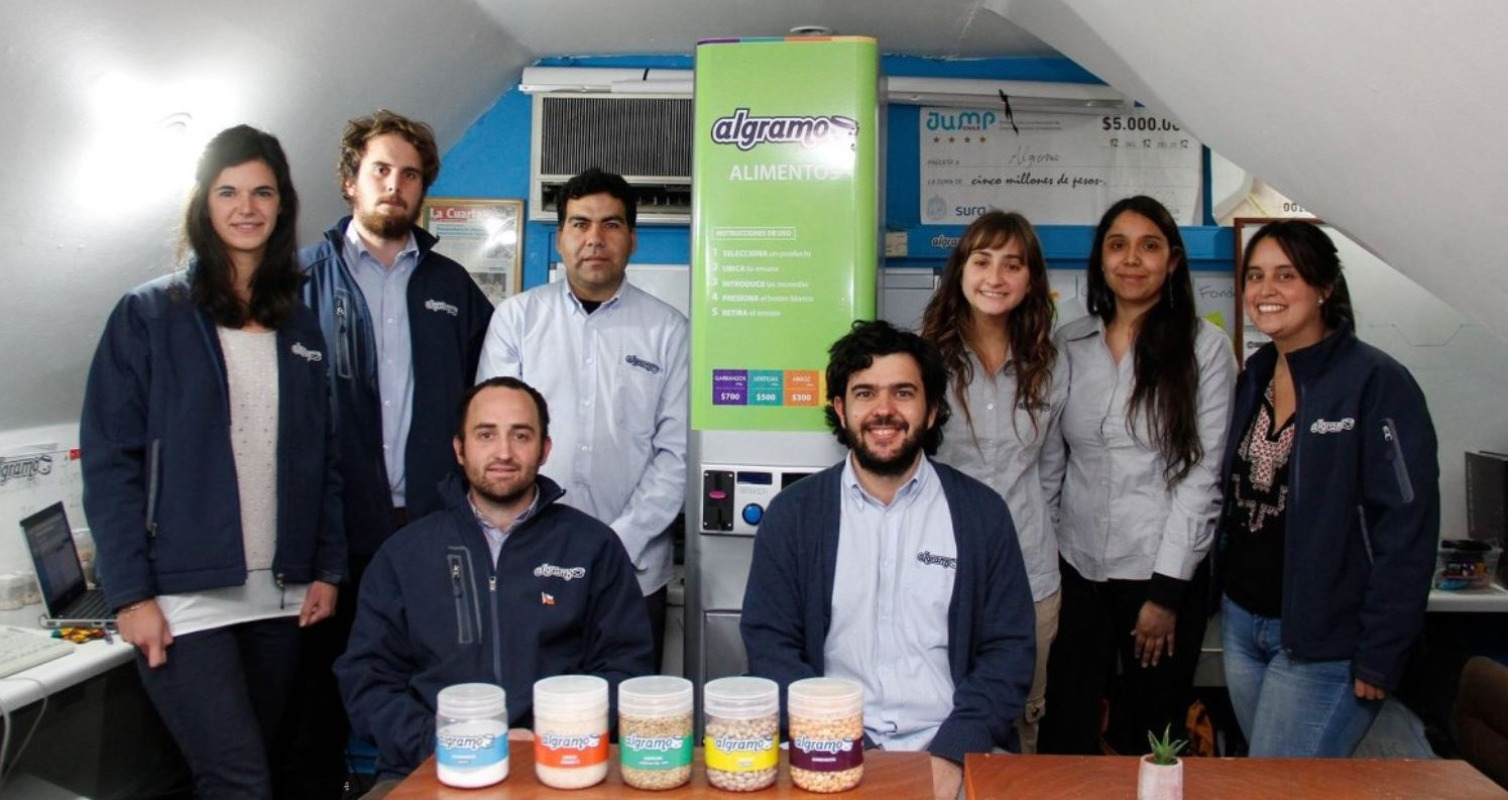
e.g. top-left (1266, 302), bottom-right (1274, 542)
top-left (344, 226), bottom-right (420, 508)
top-left (475, 279), bottom-right (689, 596)
top-left (824, 455), bottom-right (957, 752)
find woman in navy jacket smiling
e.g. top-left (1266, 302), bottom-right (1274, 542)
top-left (81, 125), bottom-right (344, 798)
top-left (1217, 220), bottom-right (1438, 757)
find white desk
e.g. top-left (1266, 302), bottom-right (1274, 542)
top-left (0, 605), bottom-right (132, 714)
top-left (1428, 583), bottom-right (1508, 613)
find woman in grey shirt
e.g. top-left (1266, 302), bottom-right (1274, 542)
top-left (1038, 196), bottom-right (1235, 756)
top-left (922, 210), bottom-right (1067, 753)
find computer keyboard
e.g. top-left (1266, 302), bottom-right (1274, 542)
top-left (0, 625), bottom-right (74, 678)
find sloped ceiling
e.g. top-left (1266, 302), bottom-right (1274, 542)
top-left (0, 0), bottom-right (528, 434)
top-left (470, 0), bottom-right (1056, 57)
top-left (2, 0), bottom-right (1504, 436)
top-left (1003, 0), bottom-right (1508, 343)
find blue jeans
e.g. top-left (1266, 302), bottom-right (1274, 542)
top-left (136, 617), bottom-right (300, 799)
top-left (1221, 595), bottom-right (1381, 756)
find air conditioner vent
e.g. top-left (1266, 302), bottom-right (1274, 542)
top-left (532, 94), bottom-right (694, 224)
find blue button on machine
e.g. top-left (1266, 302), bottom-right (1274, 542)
top-left (741, 504), bottom-right (764, 525)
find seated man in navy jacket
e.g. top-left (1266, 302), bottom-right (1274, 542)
top-left (336, 377), bottom-right (654, 784)
top-left (741, 320), bottom-right (1035, 800)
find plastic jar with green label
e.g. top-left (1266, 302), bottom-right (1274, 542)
top-left (703, 676), bottom-right (779, 792)
top-left (618, 675), bottom-right (693, 790)
top-left (788, 677), bottom-right (864, 792)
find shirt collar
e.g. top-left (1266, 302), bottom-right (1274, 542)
top-left (563, 279), bottom-right (627, 315)
top-left (467, 484), bottom-right (542, 540)
top-left (841, 451), bottom-right (933, 509)
top-left (344, 221), bottom-right (419, 270)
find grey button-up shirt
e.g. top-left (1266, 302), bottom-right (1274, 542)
top-left (1055, 315), bottom-right (1236, 582)
top-left (935, 350), bottom-right (1068, 602)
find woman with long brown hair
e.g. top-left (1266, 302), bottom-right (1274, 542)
top-left (1039, 196), bottom-right (1235, 755)
top-left (922, 210), bottom-right (1065, 753)
top-left (81, 125), bottom-right (344, 797)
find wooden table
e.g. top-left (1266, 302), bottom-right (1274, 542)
top-left (389, 748), bottom-right (930, 798)
top-left (965, 754), bottom-right (1507, 799)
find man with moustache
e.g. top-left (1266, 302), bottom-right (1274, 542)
top-left (741, 320), bottom-right (1036, 800)
top-left (294, 110), bottom-right (494, 797)
top-left (336, 377), bottom-right (653, 786)
top-left (477, 168), bottom-right (687, 670)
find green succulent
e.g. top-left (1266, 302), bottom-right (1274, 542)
top-left (1146, 724), bottom-right (1187, 766)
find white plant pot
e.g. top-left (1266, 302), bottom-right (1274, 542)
top-left (1137, 756), bottom-right (1183, 800)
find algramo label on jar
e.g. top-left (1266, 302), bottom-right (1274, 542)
top-left (621, 733), bottom-right (693, 770)
top-left (436, 723), bottom-right (508, 768)
top-left (535, 731), bottom-right (609, 768)
top-left (790, 735), bottom-right (864, 771)
top-left (704, 733), bottom-right (778, 772)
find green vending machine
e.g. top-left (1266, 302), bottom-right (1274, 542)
top-left (686, 35), bottom-right (880, 691)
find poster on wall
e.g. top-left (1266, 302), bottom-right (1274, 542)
top-left (691, 36), bottom-right (880, 432)
top-left (919, 108), bottom-right (1203, 225)
top-left (418, 198), bottom-right (524, 306)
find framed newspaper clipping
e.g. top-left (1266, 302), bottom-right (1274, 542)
top-left (419, 198), bottom-right (524, 305)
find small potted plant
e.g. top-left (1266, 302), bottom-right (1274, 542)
top-left (1138, 725), bottom-right (1185, 800)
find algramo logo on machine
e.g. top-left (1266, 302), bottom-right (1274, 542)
top-left (0, 454), bottom-right (52, 486)
top-left (711, 108), bottom-right (859, 152)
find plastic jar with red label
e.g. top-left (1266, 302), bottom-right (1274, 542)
top-left (787, 677), bottom-right (864, 793)
top-left (533, 675), bottom-right (609, 789)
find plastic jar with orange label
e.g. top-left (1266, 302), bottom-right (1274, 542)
top-left (533, 675), bottom-right (610, 789)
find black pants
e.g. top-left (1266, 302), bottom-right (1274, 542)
top-left (277, 553), bottom-right (373, 799)
top-left (645, 584), bottom-right (668, 673)
top-left (137, 618), bottom-right (300, 800)
top-left (1038, 557), bottom-right (1210, 755)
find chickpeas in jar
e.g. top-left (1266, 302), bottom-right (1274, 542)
top-left (787, 677), bottom-right (865, 793)
top-left (703, 676), bottom-right (779, 792)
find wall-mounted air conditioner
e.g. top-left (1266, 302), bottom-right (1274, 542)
top-left (522, 66), bottom-right (1128, 226)
top-left (529, 92), bottom-right (694, 225)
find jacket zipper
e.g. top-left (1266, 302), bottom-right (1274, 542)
top-left (145, 438), bottom-right (162, 537)
top-left (1382, 418), bottom-right (1415, 503)
top-left (334, 292), bottom-right (353, 379)
top-left (447, 551), bottom-right (478, 645)
top-left (489, 574), bottom-right (502, 685)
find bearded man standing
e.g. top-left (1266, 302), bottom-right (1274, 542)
top-left (741, 320), bottom-right (1035, 800)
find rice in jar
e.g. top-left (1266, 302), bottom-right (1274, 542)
top-left (533, 675), bottom-right (609, 789)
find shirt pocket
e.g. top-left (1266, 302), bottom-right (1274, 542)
top-left (612, 352), bottom-right (668, 439)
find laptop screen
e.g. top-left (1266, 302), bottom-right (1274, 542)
top-left (20, 502), bottom-right (87, 614)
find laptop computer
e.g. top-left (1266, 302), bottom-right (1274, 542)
top-left (20, 502), bottom-right (115, 629)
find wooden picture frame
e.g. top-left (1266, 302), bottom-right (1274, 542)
top-left (418, 198), bottom-right (525, 306)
